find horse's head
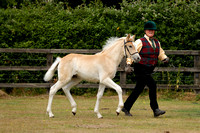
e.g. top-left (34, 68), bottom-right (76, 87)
top-left (124, 34), bottom-right (141, 63)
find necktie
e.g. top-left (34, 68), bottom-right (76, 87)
top-left (150, 38), bottom-right (156, 50)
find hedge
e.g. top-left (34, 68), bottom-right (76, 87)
top-left (0, 0), bottom-right (199, 50)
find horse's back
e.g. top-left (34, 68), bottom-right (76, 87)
top-left (61, 53), bottom-right (103, 64)
top-left (57, 53), bottom-right (99, 80)
top-left (58, 53), bottom-right (116, 82)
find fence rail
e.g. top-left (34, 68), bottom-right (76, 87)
top-left (0, 48), bottom-right (200, 93)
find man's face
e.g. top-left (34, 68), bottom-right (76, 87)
top-left (145, 30), bottom-right (155, 38)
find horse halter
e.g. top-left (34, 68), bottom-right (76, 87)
top-left (124, 40), bottom-right (138, 58)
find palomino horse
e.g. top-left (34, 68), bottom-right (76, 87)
top-left (44, 34), bottom-right (141, 118)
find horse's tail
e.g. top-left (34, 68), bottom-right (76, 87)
top-left (44, 57), bottom-right (61, 82)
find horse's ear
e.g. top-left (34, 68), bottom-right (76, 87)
top-left (132, 35), bottom-right (136, 41)
top-left (126, 34), bottom-right (131, 41)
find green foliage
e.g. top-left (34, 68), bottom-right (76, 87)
top-left (0, 0), bottom-right (17, 8)
top-left (0, 1), bottom-right (199, 49)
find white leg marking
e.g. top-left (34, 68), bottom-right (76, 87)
top-left (101, 78), bottom-right (124, 114)
top-left (94, 84), bottom-right (105, 119)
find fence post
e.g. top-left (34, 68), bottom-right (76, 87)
top-left (120, 57), bottom-right (127, 94)
top-left (194, 55), bottom-right (200, 94)
top-left (46, 53), bottom-right (53, 93)
top-left (47, 53), bottom-right (53, 67)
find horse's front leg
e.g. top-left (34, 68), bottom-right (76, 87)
top-left (94, 84), bottom-right (105, 119)
top-left (101, 78), bottom-right (124, 115)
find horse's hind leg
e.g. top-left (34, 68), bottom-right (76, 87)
top-left (94, 83), bottom-right (105, 118)
top-left (47, 80), bottom-right (67, 118)
top-left (101, 78), bottom-right (123, 115)
top-left (62, 78), bottom-right (81, 115)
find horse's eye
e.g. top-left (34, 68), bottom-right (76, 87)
top-left (129, 45), bottom-right (132, 48)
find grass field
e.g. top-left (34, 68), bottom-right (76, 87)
top-left (0, 93), bottom-right (200, 133)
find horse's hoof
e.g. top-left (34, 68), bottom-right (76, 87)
top-left (97, 113), bottom-right (103, 118)
top-left (48, 112), bottom-right (55, 118)
top-left (72, 112), bottom-right (76, 116)
top-left (116, 112), bottom-right (120, 116)
top-left (49, 114), bottom-right (54, 118)
top-left (98, 116), bottom-right (103, 119)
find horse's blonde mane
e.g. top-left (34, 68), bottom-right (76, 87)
top-left (96, 37), bottom-right (125, 55)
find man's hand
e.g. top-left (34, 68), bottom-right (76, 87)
top-left (162, 57), bottom-right (169, 64)
top-left (125, 64), bottom-right (133, 74)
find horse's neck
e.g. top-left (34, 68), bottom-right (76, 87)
top-left (103, 41), bottom-right (124, 66)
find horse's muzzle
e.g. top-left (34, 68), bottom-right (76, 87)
top-left (132, 53), bottom-right (141, 63)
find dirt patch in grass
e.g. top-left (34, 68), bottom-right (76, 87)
top-left (75, 123), bottom-right (116, 129)
top-left (155, 91), bottom-right (199, 101)
top-left (0, 90), bottom-right (10, 98)
top-left (179, 92), bottom-right (197, 101)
